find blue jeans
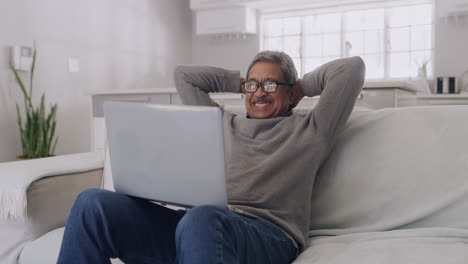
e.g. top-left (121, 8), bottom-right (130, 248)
top-left (57, 189), bottom-right (297, 264)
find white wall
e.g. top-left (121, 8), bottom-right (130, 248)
top-left (0, 0), bottom-right (192, 162)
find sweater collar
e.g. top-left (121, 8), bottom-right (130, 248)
top-left (246, 107), bottom-right (293, 119)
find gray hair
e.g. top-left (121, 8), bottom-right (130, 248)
top-left (246, 50), bottom-right (298, 85)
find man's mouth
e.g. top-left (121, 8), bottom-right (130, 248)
top-left (252, 100), bottom-right (272, 108)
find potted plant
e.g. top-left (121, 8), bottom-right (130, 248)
top-left (415, 58), bottom-right (430, 78)
top-left (11, 47), bottom-right (58, 160)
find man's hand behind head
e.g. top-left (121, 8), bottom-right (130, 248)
top-left (240, 77), bottom-right (246, 94)
top-left (289, 79), bottom-right (304, 109)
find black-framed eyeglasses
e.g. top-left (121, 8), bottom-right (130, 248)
top-left (242, 80), bottom-right (293, 93)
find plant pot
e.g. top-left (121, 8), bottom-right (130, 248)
top-left (16, 155), bottom-right (30, 161)
top-left (16, 155), bottom-right (55, 161)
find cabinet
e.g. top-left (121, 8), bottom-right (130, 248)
top-left (398, 94), bottom-right (468, 107)
top-left (361, 81), bottom-right (417, 109)
top-left (295, 82), bottom-right (417, 109)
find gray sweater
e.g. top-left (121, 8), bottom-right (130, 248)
top-left (173, 57), bottom-right (365, 252)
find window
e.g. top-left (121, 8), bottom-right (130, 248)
top-left (262, 2), bottom-right (433, 79)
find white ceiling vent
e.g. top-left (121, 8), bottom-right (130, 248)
top-left (190, 0), bottom-right (260, 10)
top-left (195, 6), bottom-right (256, 35)
top-left (438, 0), bottom-right (468, 19)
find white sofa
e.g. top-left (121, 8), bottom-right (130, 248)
top-left (1, 105), bottom-right (468, 264)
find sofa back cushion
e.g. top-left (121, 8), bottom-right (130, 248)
top-left (309, 106), bottom-right (468, 236)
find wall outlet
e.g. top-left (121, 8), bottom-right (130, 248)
top-left (11, 46), bottom-right (33, 72)
top-left (68, 58), bottom-right (80, 73)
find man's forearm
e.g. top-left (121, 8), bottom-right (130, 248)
top-left (301, 57), bottom-right (364, 98)
top-left (302, 57), bottom-right (365, 136)
top-left (173, 65), bottom-right (241, 106)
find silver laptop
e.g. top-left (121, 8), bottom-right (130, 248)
top-left (103, 101), bottom-right (228, 208)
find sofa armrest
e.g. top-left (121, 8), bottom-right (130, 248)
top-left (27, 169), bottom-right (103, 232)
top-left (0, 153), bottom-right (104, 263)
top-left (0, 169), bottom-right (103, 263)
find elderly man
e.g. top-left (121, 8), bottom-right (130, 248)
top-left (57, 51), bottom-right (365, 264)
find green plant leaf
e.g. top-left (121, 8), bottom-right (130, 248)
top-left (16, 103), bottom-right (26, 155)
top-left (41, 124), bottom-right (48, 157)
top-left (24, 108), bottom-right (32, 158)
top-left (29, 47), bottom-right (37, 98)
top-left (30, 109), bottom-right (39, 158)
top-left (11, 64), bottom-right (32, 111)
top-left (13, 46), bottom-right (58, 159)
top-left (48, 120), bottom-right (56, 155)
top-left (47, 104), bottom-right (58, 126)
top-left (51, 136), bottom-right (58, 156)
top-left (47, 104), bottom-right (58, 155)
top-left (35, 95), bottom-right (46, 157)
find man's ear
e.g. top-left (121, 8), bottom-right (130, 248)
top-left (288, 87), bottom-right (296, 107)
top-left (288, 80), bottom-right (304, 109)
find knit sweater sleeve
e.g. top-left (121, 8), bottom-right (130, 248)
top-left (302, 56), bottom-right (365, 137)
top-left (173, 65), bottom-right (241, 107)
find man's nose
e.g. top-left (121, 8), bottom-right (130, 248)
top-left (254, 85), bottom-right (267, 97)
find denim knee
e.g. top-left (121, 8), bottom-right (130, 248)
top-left (74, 188), bottom-right (106, 206)
top-left (70, 188), bottom-right (111, 218)
top-left (175, 205), bottom-right (227, 238)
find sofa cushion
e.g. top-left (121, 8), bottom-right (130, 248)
top-left (293, 228), bottom-right (468, 264)
top-left (18, 228), bottom-right (63, 264)
top-left (309, 106), bottom-right (468, 235)
top-left (18, 227), bottom-right (124, 264)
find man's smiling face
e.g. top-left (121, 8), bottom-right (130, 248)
top-left (245, 61), bottom-right (291, 119)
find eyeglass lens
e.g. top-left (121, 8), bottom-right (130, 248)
top-left (244, 81), bottom-right (277, 93)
